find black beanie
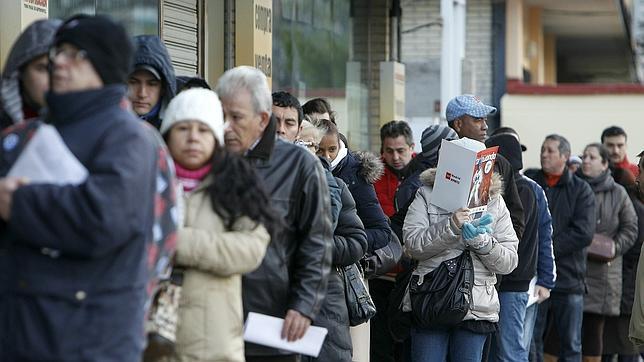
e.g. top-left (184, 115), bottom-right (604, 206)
top-left (485, 134), bottom-right (524, 171)
top-left (54, 14), bottom-right (133, 85)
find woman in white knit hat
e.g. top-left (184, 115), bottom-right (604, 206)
top-left (160, 88), bottom-right (277, 361)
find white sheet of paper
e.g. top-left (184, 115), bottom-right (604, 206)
top-left (8, 124), bottom-right (88, 185)
top-left (526, 276), bottom-right (539, 307)
top-left (243, 312), bottom-right (328, 357)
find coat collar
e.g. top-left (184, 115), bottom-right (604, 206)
top-left (45, 85), bottom-right (128, 125)
top-left (246, 115), bottom-right (276, 161)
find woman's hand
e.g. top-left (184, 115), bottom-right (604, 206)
top-left (450, 208), bottom-right (471, 229)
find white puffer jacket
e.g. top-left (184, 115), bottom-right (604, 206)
top-left (402, 169), bottom-right (518, 323)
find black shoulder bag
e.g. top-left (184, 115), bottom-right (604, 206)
top-left (408, 250), bottom-right (474, 328)
top-left (341, 263), bottom-right (377, 326)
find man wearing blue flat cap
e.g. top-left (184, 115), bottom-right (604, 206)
top-left (447, 94), bottom-right (525, 250)
top-left (446, 94), bottom-right (497, 142)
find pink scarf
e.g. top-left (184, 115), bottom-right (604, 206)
top-left (174, 162), bottom-right (212, 193)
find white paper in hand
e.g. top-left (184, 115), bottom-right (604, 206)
top-left (8, 124), bottom-right (88, 185)
top-left (243, 312), bottom-right (328, 357)
top-left (526, 276), bottom-right (539, 307)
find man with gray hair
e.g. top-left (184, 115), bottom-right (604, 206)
top-left (216, 66), bottom-right (333, 362)
top-left (525, 134), bottom-right (596, 362)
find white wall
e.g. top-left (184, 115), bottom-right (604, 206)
top-left (502, 94), bottom-right (644, 170)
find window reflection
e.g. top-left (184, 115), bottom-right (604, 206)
top-left (49, 0), bottom-right (159, 36)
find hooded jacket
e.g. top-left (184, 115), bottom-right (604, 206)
top-left (332, 150), bottom-right (391, 252)
top-left (242, 119), bottom-right (333, 357)
top-left (578, 170), bottom-right (637, 316)
top-left (132, 35), bottom-right (177, 129)
top-left (0, 19), bottom-right (62, 128)
top-left (525, 167), bottom-right (596, 294)
top-left (0, 85), bottom-right (157, 360)
top-left (402, 169), bottom-right (518, 323)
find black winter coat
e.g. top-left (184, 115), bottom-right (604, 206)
top-left (333, 151), bottom-right (391, 252)
top-left (499, 172), bottom-right (539, 292)
top-left (0, 85), bottom-right (157, 360)
top-left (308, 178), bottom-right (368, 362)
top-left (525, 167), bottom-right (596, 294)
top-left (243, 120), bottom-right (334, 356)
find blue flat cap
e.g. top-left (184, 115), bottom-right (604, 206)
top-left (446, 94), bottom-right (497, 122)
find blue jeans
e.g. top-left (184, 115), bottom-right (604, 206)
top-left (411, 327), bottom-right (489, 362)
top-left (532, 292), bottom-right (584, 362)
top-left (523, 302), bottom-right (537, 353)
top-left (491, 292), bottom-right (529, 362)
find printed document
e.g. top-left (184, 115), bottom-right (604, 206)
top-left (243, 312), bottom-right (328, 357)
top-left (8, 124), bottom-right (88, 185)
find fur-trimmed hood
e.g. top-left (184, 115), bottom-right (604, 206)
top-left (352, 151), bottom-right (384, 184)
top-left (419, 168), bottom-right (504, 198)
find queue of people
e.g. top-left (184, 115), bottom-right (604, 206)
top-left (0, 14), bottom-right (641, 362)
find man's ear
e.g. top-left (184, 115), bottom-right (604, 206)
top-left (258, 111), bottom-right (270, 131)
top-left (452, 119), bottom-right (462, 133)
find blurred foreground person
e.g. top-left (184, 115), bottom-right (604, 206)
top-left (0, 15), bottom-right (159, 360)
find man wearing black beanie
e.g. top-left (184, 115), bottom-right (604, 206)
top-left (0, 14), bottom-right (162, 360)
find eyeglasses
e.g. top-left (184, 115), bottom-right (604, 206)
top-left (294, 139), bottom-right (319, 152)
top-left (49, 46), bottom-right (88, 62)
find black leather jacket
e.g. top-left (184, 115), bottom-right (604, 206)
top-left (242, 120), bottom-right (334, 356)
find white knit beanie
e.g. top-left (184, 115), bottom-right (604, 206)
top-left (159, 88), bottom-right (224, 145)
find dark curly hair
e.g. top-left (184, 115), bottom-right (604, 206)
top-left (206, 147), bottom-right (281, 236)
top-left (272, 91), bottom-right (303, 125)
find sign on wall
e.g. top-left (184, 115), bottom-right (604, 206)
top-left (380, 62), bottom-right (405, 126)
top-left (22, 0), bottom-right (48, 26)
top-left (235, 0), bottom-right (272, 85)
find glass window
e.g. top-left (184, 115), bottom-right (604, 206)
top-left (273, 0), bottom-right (370, 149)
top-left (49, 0), bottom-right (159, 36)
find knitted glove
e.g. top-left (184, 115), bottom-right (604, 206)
top-left (472, 213), bottom-right (494, 234)
top-left (462, 223), bottom-right (478, 241)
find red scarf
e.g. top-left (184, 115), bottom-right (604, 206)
top-left (174, 162), bottom-right (212, 193)
top-left (544, 172), bottom-right (563, 188)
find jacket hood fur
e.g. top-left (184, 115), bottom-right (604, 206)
top-left (419, 168), bottom-right (504, 198)
top-left (353, 151), bottom-right (384, 184)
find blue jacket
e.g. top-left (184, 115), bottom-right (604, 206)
top-left (132, 35), bottom-right (176, 129)
top-left (332, 151), bottom-right (391, 252)
top-left (525, 168), bottom-right (595, 294)
top-left (523, 175), bottom-right (556, 290)
top-left (0, 85), bottom-right (157, 360)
